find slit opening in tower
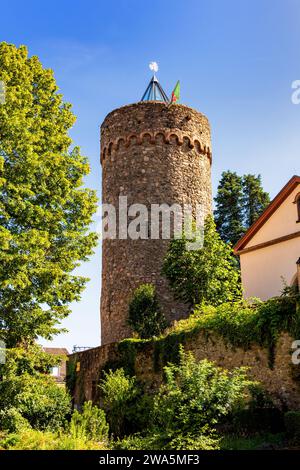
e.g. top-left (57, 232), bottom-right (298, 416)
top-left (141, 76), bottom-right (169, 103)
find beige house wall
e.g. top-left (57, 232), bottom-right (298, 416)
top-left (239, 182), bottom-right (300, 300)
top-left (247, 185), bottom-right (300, 248)
top-left (240, 235), bottom-right (299, 300)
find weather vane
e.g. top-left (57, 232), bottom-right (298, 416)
top-left (149, 61), bottom-right (159, 76)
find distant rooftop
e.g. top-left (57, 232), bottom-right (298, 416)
top-left (43, 347), bottom-right (69, 356)
top-left (141, 75), bottom-right (169, 103)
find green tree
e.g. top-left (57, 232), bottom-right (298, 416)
top-left (214, 171), bottom-right (245, 245)
top-left (214, 171), bottom-right (270, 245)
top-left (162, 216), bottom-right (242, 307)
top-left (242, 174), bottom-right (270, 227)
top-left (0, 43), bottom-right (98, 347)
top-left (128, 284), bottom-right (167, 339)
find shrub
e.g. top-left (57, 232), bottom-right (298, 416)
top-left (114, 431), bottom-right (220, 450)
top-left (153, 347), bottom-right (253, 439)
top-left (0, 345), bottom-right (71, 431)
top-left (113, 433), bottom-right (164, 450)
top-left (100, 368), bottom-right (139, 437)
top-left (99, 359), bottom-right (154, 436)
top-left (0, 408), bottom-right (31, 433)
top-left (69, 401), bottom-right (109, 442)
top-left (166, 431), bottom-right (220, 450)
top-left (128, 284), bottom-right (167, 339)
top-left (125, 393), bottom-right (155, 435)
top-left (0, 403), bottom-right (109, 450)
top-left (284, 411), bottom-right (300, 441)
top-left (112, 347), bottom-right (254, 450)
top-left (19, 377), bottom-right (71, 431)
top-left (0, 373), bottom-right (71, 431)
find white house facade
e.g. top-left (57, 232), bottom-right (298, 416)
top-left (234, 175), bottom-right (300, 300)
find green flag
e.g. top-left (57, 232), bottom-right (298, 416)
top-left (170, 80), bottom-right (180, 103)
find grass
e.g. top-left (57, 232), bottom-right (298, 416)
top-left (0, 429), bottom-right (108, 450)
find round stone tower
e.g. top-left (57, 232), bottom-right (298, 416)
top-left (100, 100), bottom-right (212, 345)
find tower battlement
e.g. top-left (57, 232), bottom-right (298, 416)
top-left (101, 127), bottom-right (212, 164)
top-left (101, 102), bottom-right (211, 163)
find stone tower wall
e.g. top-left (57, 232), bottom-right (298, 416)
top-left (100, 102), bottom-right (212, 344)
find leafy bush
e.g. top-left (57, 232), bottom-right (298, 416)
top-left (124, 393), bottom-right (154, 435)
top-left (99, 358), bottom-right (154, 436)
top-left (0, 408), bottom-right (31, 433)
top-left (247, 383), bottom-right (275, 409)
top-left (100, 368), bottom-right (139, 436)
top-left (166, 431), bottom-right (220, 450)
top-left (153, 347), bottom-right (253, 439)
top-left (284, 411), bottom-right (300, 441)
top-left (128, 284), bottom-right (167, 339)
top-left (114, 430), bottom-right (220, 450)
top-left (115, 348), bottom-right (251, 450)
top-left (69, 401), bottom-right (109, 442)
top-left (0, 402), bottom-right (109, 450)
top-left (0, 345), bottom-right (71, 431)
top-left (113, 433), bottom-right (165, 450)
top-left (0, 373), bottom-right (71, 431)
top-left (162, 216), bottom-right (241, 307)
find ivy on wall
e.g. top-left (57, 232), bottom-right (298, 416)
top-left (112, 291), bottom-right (300, 373)
top-left (67, 291), bottom-right (300, 407)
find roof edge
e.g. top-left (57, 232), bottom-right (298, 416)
top-left (234, 175), bottom-right (300, 253)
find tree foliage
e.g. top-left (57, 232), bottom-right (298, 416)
top-left (128, 283), bottom-right (167, 339)
top-left (214, 171), bottom-right (245, 245)
top-left (214, 171), bottom-right (270, 245)
top-left (0, 43), bottom-right (98, 346)
top-left (242, 174), bottom-right (270, 227)
top-left (162, 216), bottom-right (242, 307)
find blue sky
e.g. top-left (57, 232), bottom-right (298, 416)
top-left (1, 0), bottom-right (300, 351)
